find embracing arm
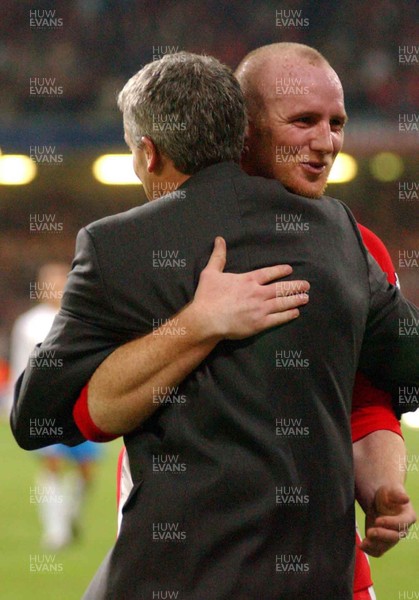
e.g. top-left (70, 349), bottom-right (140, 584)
top-left (86, 236), bottom-right (310, 435)
top-left (358, 253), bottom-right (419, 394)
top-left (11, 231), bottom-right (308, 449)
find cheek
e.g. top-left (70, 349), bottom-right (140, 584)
top-left (273, 133), bottom-right (309, 166)
top-left (272, 160), bottom-right (300, 187)
top-left (273, 161), bottom-right (289, 178)
top-left (333, 133), bottom-right (344, 155)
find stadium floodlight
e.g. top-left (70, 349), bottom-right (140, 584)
top-left (92, 154), bottom-right (142, 185)
top-left (327, 153), bottom-right (358, 184)
top-left (0, 155), bottom-right (37, 185)
top-left (369, 152), bottom-right (404, 182)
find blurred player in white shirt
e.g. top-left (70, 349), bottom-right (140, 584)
top-left (9, 263), bottom-right (101, 550)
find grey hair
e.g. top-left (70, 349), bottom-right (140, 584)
top-left (118, 52), bottom-right (247, 174)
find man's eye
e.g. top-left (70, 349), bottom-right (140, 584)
top-left (293, 117), bottom-right (311, 125)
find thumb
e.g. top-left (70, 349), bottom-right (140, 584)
top-left (375, 485), bottom-right (410, 515)
top-left (205, 237), bottom-right (227, 272)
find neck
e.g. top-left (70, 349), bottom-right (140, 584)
top-left (148, 170), bottom-right (190, 201)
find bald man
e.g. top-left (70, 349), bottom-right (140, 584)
top-left (237, 43), bottom-right (344, 198)
top-left (236, 42), bottom-right (415, 600)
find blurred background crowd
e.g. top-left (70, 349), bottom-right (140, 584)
top-left (0, 0), bottom-right (418, 121)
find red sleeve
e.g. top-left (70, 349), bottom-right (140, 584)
top-left (73, 384), bottom-right (118, 442)
top-left (351, 372), bottom-right (402, 442)
top-left (357, 224), bottom-right (397, 285)
top-left (351, 224), bottom-right (402, 442)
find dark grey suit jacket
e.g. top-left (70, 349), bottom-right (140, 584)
top-left (11, 162), bottom-right (419, 599)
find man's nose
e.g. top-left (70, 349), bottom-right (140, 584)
top-left (309, 122), bottom-right (334, 154)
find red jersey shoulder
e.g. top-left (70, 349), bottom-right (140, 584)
top-left (357, 223), bottom-right (397, 285)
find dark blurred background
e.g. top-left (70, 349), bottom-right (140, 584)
top-left (0, 0), bottom-right (418, 365)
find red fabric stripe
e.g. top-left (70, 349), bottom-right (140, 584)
top-left (73, 384), bottom-right (118, 442)
top-left (354, 530), bottom-right (373, 593)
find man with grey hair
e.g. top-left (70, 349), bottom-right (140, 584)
top-left (118, 53), bottom-right (246, 179)
top-left (11, 52), bottom-right (419, 599)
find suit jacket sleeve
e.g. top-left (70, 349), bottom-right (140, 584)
top-left (358, 250), bottom-right (419, 414)
top-left (10, 227), bottom-right (134, 450)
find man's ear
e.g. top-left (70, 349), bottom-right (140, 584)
top-left (141, 136), bottom-right (159, 172)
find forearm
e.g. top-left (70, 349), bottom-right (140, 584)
top-left (353, 429), bottom-right (405, 513)
top-left (87, 302), bottom-right (220, 435)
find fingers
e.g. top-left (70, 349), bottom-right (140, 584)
top-left (380, 486), bottom-right (410, 507)
top-left (263, 309), bottom-right (301, 329)
top-left (374, 485), bottom-right (411, 515)
top-left (205, 237), bottom-right (227, 272)
top-left (254, 280), bottom-right (310, 301)
top-left (253, 264), bottom-right (293, 285)
top-left (366, 526), bottom-right (402, 543)
top-left (374, 515), bottom-right (415, 533)
top-left (245, 288), bottom-right (309, 333)
top-left (361, 492), bottom-right (417, 557)
top-left (259, 280), bottom-right (310, 304)
top-left (359, 528), bottom-right (400, 557)
top-left (265, 293), bottom-right (309, 316)
top-left (374, 499), bottom-right (417, 530)
top-left (274, 280), bottom-right (310, 298)
top-left (376, 512), bottom-right (417, 530)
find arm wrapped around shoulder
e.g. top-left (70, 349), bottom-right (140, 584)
top-left (358, 252), bottom-right (419, 417)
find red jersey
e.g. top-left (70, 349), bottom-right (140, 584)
top-left (353, 224), bottom-right (402, 598)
